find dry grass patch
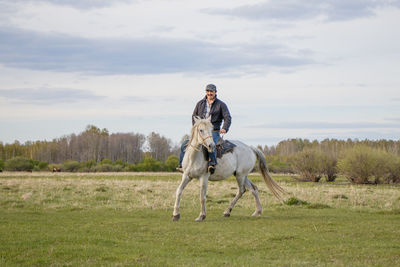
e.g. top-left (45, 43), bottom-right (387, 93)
top-left (1, 173), bottom-right (399, 213)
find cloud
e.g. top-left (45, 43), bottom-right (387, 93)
top-left (0, 88), bottom-right (104, 104)
top-left (204, 0), bottom-right (400, 22)
top-left (0, 27), bottom-right (314, 75)
top-left (248, 121), bottom-right (400, 129)
top-left (120, 96), bottom-right (151, 103)
top-left (5, 0), bottom-right (134, 10)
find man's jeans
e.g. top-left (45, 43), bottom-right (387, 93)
top-left (179, 131), bottom-right (220, 167)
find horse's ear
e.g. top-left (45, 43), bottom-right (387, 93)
top-left (206, 115), bottom-right (211, 122)
top-left (193, 116), bottom-right (201, 124)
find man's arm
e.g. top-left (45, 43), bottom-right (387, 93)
top-left (221, 102), bottom-right (231, 133)
top-left (192, 101), bottom-right (202, 125)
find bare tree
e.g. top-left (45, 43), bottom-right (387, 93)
top-left (108, 133), bottom-right (145, 163)
top-left (147, 132), bottom-right (172, 162)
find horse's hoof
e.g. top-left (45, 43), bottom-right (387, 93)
top-left (195, 215), bottom-right (206, 222)
top-left (172, 214), bottom-right (180, 221)
top-left (251, 211), bottom-right (262, 217)
top-left (223, 213), bottom-right (230, 217)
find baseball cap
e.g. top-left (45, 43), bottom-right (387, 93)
top-left (205, 84), bottom-right (217, 91)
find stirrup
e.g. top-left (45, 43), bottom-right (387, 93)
top-left (208, 165), bottom-right (215, 174)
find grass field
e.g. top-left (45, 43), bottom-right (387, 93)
top-left (1, 172), bottom-right (399, 266)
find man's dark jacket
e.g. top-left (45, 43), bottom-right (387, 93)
top-left (192, 96), bottom-right (232, 132)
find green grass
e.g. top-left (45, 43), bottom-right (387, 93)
top-left (0, 172), bottom-right (399, 266)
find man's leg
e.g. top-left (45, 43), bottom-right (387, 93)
top-left (177, 139), bottom-right (189, 172)
top-left (208, 132), bottom-right (220, 174)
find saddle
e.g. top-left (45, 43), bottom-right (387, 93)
top-left (202, 139), bottom-right (236, 160)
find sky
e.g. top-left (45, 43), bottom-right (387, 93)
top-left (0, 0), bottom-right (399, 147)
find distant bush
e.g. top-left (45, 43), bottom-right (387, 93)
top-left (291, 150), bottom-right (323, 182)
top-left (62, 160), bottom-right (81, 172)
top-left (319, 153), bottom-right (338, 182)
top-left (126, 156), bottom-right (171, 172)
top-left (114, 159), bottom-right (126, 168)
top-left (266, 155), bottom-right (294, 174)
top-left (0, 159), bottom-right (4, 170)
top-left (93, 164), bottom-right (113, 172)
top-left (114, 164), bottom-right (123, 172)
top-left (131, 157), bottom-right (163, 172)
top-left (375, 150), bottom-right (400, 184)
top-left (164, 155), bottom-right (179, 172)
top-left (100, 158), bottom-right (113, 165)
top-left (338, 145), bottom-right (379, 184)
top-left (93, 164), bottom-right (123, 172)
top-left (37, 161), bottom-right (49, 171)
top-left (83, 160), bottom-right (96, 170)
top-left (33, 166), bottom-right (41, 172)
top-left (338, 145), bottom-right (399, 184)
top-left (4, 157), bottom-right (34, 171)
top-left (387, 156), bottom-right (400, 183)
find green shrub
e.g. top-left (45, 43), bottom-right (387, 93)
top-left (291, 150), bottom-right (323, 182)
top-left (337, 145), bottom-right (400, 184)
top-left (319, 153), bottom-right (338, 182)
top-left (130, 157), bottom-right (163, 172)
top-left (100, 158), bottom-right (113, 165)
top-left (33, 166), bottom-right (41, 172)
top-left (164, 155), bottom-right (179, 172)
top-left (83, 160), bottom-right (96, 170)
top-left (62, 160), bottom-right (81, 172)
top-left (284, 197), bottom-right (309, 206)
top-left (338, 145), bottom-right (381, 184)
top-left (4, 157), bottom-right (34, 171)
top-left (387, 156), bottom-right (400, 183)
top-left (37, 161), bottom-right (49, 171)
top-left (93, 164), bottom-right (114, 172)
top-left (114, 160), bottom-right (126, 167)
top-left (376, 151), bottom-right (400, 184)
top-left (266, 155), bottom-right (293, 173)
top-left (0, 159), bottom-right (4, 170)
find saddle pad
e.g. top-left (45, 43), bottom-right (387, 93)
top-left (216, 140), bottom-right (236, 159)
top-left (201, 140), bottom-right (236, 160)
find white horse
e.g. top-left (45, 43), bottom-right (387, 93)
top-left (173, 117), bottom-right (285, 222)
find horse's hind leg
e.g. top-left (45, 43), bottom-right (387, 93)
top-left (245, 177), bottom-right (262, 216)
top-left (223, 175), bottom-right (246, 217)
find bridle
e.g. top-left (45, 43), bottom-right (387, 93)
top-left (190, 125), bottom-right (213, 152)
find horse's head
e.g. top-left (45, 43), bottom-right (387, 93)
top-left (191, 116), bottom-right (215, 153)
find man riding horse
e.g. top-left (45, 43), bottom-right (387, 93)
top-left (177, 84), bottom-right (232, 174)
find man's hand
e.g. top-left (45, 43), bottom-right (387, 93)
top-left (219, 129), bottom-right (227, 134)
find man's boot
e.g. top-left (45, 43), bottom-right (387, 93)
top-left (208, 162), bottom-right (216, 174)
top-left (176, 165), bottom-right (184, 173)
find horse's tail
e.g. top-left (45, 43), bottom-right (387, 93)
top-left (252, 147), bottom-right (285, 200)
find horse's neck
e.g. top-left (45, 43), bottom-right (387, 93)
top-left (185, 141), bottom-right (206, 166)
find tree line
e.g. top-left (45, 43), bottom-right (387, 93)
top-left (1, 127), bottom-right (399, 184)
top-left (0, 125), bottom-right (178, 164)
top-left (259, 138), bottom-right (400, 157)
top-left (260, 138), bottom-right (400, 184)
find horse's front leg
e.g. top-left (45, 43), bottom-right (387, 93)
top-left (172, 174), bottom-right (192, 221)
top-left (195, 175), bottom-right (209, 222)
